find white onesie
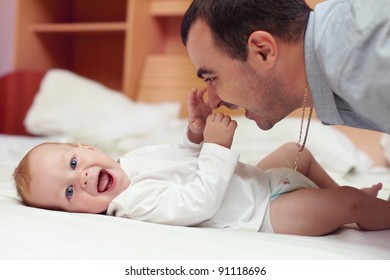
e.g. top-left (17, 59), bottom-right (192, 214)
top-left (107, 135), bottom-right (318, 232)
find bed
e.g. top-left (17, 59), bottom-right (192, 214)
top-left (1, 69), bottom-right (390, 261)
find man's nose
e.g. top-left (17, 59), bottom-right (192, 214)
top-left (207, 89), bottom-right (223, 109)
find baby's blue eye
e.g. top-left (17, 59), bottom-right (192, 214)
top-left (70, 157), bottom-right (77, 170)
top-left (66, 186), bottom-right (74, 199)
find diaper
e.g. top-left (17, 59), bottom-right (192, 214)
top-left (259, 168), bottom-right (319, 233)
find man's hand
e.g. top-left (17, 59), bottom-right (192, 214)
top-left (187, 88), bottom-right (212, 144)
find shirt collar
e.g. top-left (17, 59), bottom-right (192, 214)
top-left (304, 12), bottom-right (344, 125)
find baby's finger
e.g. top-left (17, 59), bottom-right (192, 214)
top-left (206, 113), bottom-right (216, 122)
top-left (213, 112), bottom-right (226, 122)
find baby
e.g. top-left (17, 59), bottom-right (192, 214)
top-left (14, 88), bottom-right (390, 236)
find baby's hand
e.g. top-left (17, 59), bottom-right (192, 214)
top-left (187, 88), bottom-right (212, 144)
top-left (204, 113), bottom-right (237, 149)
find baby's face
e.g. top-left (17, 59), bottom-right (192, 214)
top-left (27, 143), bottom-right (130, 213)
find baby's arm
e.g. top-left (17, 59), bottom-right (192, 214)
top-left (204, 113), bottom-right (237, 149)
top-left (187, 88), bottom-right (212, 144)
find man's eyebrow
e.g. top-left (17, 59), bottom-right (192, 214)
top-left (197, 68), bottom-right (214, 79)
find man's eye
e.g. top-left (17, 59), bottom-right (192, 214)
top-left (66, 186), bottom-right (74, 199)
top-left (70, 157), bottom-right (77, 170)
top-left (203, 77), bottom-right (215, 85)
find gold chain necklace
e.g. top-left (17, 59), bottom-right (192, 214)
top-left (293, 84), bottom-right (313, 170)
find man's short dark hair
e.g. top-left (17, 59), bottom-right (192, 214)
top-left (181, 0), bottom-right (311, 60)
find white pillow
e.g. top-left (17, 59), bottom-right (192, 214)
top-left (24, 69), bottom-right (180, 152)
top-left (381, 134), bottom-right (390, 165)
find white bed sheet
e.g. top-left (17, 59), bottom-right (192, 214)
top-left (1, 116), bottom-right (390, 259)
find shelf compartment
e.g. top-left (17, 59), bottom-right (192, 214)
top-left (137, 54), bottom-right (202, 116)
top-left (31, 32), bottom-right (125, 91)
top-left (25, 0), bottom-right (128, 23)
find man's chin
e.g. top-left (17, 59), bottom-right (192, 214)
top-left (255, 121), bottom-right (274, 131)
top-left (245, 110), bottom-right (274, 131)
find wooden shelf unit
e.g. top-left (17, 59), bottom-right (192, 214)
top-left (13, 0), bottom-right (323, 105)
top-left (124, 0), bottom-right (194, 102)
top-left (13, 0), bottom-right (193, 101)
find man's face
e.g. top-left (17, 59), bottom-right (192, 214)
top-left (27, 143), bottom-right (130, 213)
top-left (186, 19), bottom-right (291, 130)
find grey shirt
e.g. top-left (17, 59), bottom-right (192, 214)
top-left (304, 0), bottom-right (390, 133)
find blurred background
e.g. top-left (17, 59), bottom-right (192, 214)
top-left (0, 0), bottom-right (16, 76)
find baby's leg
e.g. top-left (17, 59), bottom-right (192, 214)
top-left (256, 142), bottom-right (339, 189)
top-left (269, 186), bottom-right (390, 236)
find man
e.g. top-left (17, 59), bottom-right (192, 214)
top-left (180, 0), bottom-right (390, 133)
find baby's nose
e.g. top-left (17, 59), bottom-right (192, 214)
top-left (79, 171), bottom-right (88, 189)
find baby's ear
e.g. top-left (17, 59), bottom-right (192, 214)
top-left (77, 143), bottom-right (96, 151)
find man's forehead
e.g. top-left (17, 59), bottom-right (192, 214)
top-left (187, 19), bottom-right (213, 45)
top-left (187, 20), bottom-right (219, 73)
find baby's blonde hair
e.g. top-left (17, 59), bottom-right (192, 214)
top-left (13, 147), bottom-right (35, 206)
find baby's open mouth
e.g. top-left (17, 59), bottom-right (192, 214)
top-left (97, 170), bottom-right (113, 193)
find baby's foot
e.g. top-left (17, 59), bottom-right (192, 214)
top-left (361, 183), bottom-right (382, 197)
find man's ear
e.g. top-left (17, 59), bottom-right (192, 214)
top-left (247, 31), bottom-right (277, 70)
